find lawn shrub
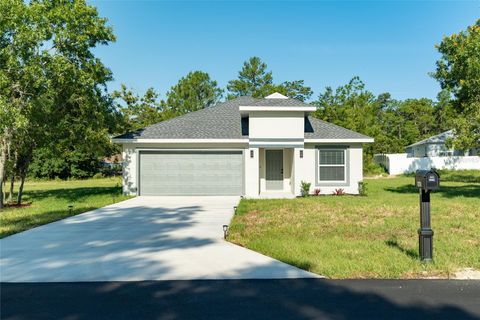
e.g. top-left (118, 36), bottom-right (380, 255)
top-left (358, 181), bottom-right (368, 196)
top-left (300, 181), bottom-right (311, 197)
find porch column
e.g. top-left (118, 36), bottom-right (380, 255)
top-left (293, 147), bottom-right (305, 196)
top-left (244, 147), bottom-right (260, 197)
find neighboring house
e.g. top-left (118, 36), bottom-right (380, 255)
top-left (375, 129), bottom-right (479, 175)
top-left (100, 154), bottom-right (123, 168)
top-left (405, 130), bottom-right (478, 158)
top-left (112, 93), bottom-right (373, 198)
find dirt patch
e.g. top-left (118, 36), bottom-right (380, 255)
top-left (3, 202), bottom-right (32, 208)
top-left (453, 268), bottom-right (480, 280)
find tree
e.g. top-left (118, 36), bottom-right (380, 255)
top-left (432, 19), bottom-right (480, 151)
top-left (433, 89), bottom-right (455, 133)
top-left (273, 80), bottom-right (313, 102)
top-left (162, 71), bottom-right (223, 117)
top-left (227, 57), bottom-right (312, 101)
top-left (112, 85), bottom-right (164, 132)
top-left (312, 77), bottom-right (440, 172)
top-left (313, 77), bottom-right (382, 168)
top-left (227, 57), bottom-right (273, 98)
top-left (0, 0), bottom-right (116, 205)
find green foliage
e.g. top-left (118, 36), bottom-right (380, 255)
top-left (358, 181), bottom-right (368, 196)
top-left (313, 77), bottom-right (444, 172)
top-left (162, 71), bottom-right (223, 116)
top-left (433, 19), bottom-right (480, 150)
top-left (28, 147), bottom-right (102, 179)
top-left (227, 57), bottom-right (273, 98)
top-left (114, 71), bottom-right (223, 134)
top-left (273, 80), bottom-right (313, 102)
top-left (112, 85), bottom-right (164, 132)
top-left (0, 0), bottom-right (117, 186)
top-left (227, 57), bottom-right (312, 101)
top-left (300, 181), bottom-right (311, 197)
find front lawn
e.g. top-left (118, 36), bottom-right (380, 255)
top-left (228, 170), bottom-right (480, 279)
top-left (0, 177), bottom-right (131, 238)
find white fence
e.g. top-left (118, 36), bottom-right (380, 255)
top-left (374, 153), bottom-right (480, 175)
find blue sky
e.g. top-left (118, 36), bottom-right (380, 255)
top-left (92, 0), bottom-right (479, 101)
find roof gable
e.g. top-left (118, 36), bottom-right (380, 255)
top-left (406, 130), bottom-right (454, 148)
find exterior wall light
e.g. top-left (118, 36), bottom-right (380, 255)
top-left (250, 150), bottom-right (254, 158)
top-left (300, 150), bottom-right (303, 158)
top-left (223, 225), bottom-right (229, 239)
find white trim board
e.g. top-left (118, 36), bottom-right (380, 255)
top-left (113, 138), bottom-right (249, 144)
top-left (305, 138), bottom-right (374, 143)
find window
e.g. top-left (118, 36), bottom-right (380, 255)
top-left (318, 148), bottom-right (346, 182)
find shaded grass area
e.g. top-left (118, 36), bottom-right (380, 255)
top-left (229, 172), bottom-right (480, 279)
top-left (0, 178), bottom-right (131, 238)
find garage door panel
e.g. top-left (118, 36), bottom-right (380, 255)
top-left (139, 151), bottom-right (243, 196)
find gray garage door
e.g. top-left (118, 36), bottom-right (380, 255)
top-left (139, 151), bottom-right (244, 196)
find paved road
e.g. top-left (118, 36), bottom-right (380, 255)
top-left (0, 196), bottom-right (316, 282)
top-left (2, 279), bottom-right (479, 320)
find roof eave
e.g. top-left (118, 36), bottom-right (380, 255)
top-left (239, 106), bottom-right (316, 112)
top-left (304, 138), bottom-right (374, 143)
top-left (111, 138), bottom-right (249, 144)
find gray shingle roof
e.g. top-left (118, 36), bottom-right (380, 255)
top-left (406, 130), bottom-right (454, 148)
top-left (113, 96), bottom-right (372, 141)
top-left (247, 98), bottom-right (312, 107)
top-left (305, 117), bottom-right (372, 140)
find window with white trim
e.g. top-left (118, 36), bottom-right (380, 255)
top-left (317, 148), bottom-right (346, 182)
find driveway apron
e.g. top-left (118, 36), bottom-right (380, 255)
top-left (0, 196), bottom-right (318, 282)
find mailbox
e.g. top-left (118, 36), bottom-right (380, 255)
top-left (414, 169), bottom-right (440, 262)
top-left (415, 169), bottom-right (440, 190)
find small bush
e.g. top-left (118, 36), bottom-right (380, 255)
top-left (314, 188), bottom-right (321, 196)
top-left (358, 181), bottom-right (368, 196)
top-left (332, 188), bottom-right (345, 196)
top-left (300, 181), bottom-right (311, 197)
top-left (92, 173), bottom-right (104, 179)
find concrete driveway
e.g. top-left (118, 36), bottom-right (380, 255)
top-left (0, 196), bottom-right (317, 282)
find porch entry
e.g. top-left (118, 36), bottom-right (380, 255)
top-left (266, 150), bottom-right (284, 190)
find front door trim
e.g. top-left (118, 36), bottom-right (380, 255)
top-left (265, 149), bottom-right (284, 191)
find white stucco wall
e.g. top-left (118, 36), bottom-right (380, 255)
top-left (248, 111), bottom-right (305, 139)
top-left (293, 143), bottom-right (363, 195)
top-left (122, 142), bottom-right (365, 196)
top-left (244, 147), bottom-right (259, 197)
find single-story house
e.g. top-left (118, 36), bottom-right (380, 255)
top-left (112, 93), bottom-right (373, 198)
top-left (406, 130), bottom-right (478, 158)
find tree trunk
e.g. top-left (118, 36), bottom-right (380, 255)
top-left (16, 152), bottom-right (31, 206)
top-left (17, 170), bottom-right (26, 206)
top-left (8, 174), bottom-right (14, 203)
top-left (0, 133), bottom-right (10, 209)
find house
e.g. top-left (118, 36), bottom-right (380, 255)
top-left (405, 130), bottom-right (478, 158)
top-left (112, 93), bottom-right (373, 198)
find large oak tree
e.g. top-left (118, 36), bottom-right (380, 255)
top-left (0, 0), bottom-right (116, 206)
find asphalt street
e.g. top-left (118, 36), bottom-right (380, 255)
top-left (2, 279), bottom-right (480, 320)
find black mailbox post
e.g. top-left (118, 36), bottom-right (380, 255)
top-left (415, 169), bottom-right (440, 262)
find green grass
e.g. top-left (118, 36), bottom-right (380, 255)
top-left (0, 177), bottom-right (132, 238)
top-left (229, 170), bottom-right (480, 279)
